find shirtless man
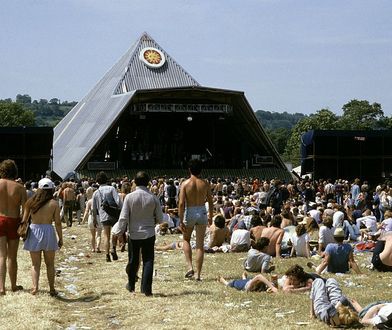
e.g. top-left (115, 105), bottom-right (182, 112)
top-left (250, 224), bottom-right (265, 242)
top-left (260, 215), bottom-right (284, 257)
top-left (208, 214), bottom-right (230, 249)
top-left (372, 232), bottom-right (392, 272)
top-left (63, 183), bottom-right (76, 227)
top-left (0, 159), bottom-right (27, 295)
top-left (178, 159), bottom-right (213, 280)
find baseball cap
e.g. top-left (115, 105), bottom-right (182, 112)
top-left (38, 178), bottom-right (55, 190)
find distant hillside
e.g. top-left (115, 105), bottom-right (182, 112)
top-left (5, 94), bottom-right (77, 127)
top-left (255, 110), bottom-right (306, 130)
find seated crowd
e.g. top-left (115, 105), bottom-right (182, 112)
top-left (3, 161), bottom-right (392, 327)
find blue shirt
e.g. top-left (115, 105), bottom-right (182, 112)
top-left (325, 243), bottom-right (352, 273)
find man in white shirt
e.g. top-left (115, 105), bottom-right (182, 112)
top-left (230, 229), bottom-right (251, 252)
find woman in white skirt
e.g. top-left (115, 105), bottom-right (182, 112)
top-left (23, 178), bottom-right (63, 296)
top-left (83, 195), bottom-right (102, 252)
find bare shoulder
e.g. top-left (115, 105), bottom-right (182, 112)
top-left (182, 178), bottom-right (191, 186)
top-left (49, 199), bottom-right (59, 209)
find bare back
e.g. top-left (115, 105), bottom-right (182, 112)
top-left (380, 235), bottom-right (392, 266)
top-left (0, 179), bottom-right (26, 218)
top-left (261, 227), bottom-right (284, 257)
top-left (250, 225), bottom-right (265, 241)
top-left (178, 175), bottom-right (214, 227)
top-left (28, 200), bottom-right (60, 225)
top-left (63, 187), bottom-right (75, 201)
top-left (181, 176), bottom-right (210, 207)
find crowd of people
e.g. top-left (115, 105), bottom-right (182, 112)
top-left (1, 158), bottom-right (392, 327)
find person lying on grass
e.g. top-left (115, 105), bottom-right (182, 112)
top-left (310, 278), bottom-right (359, 327)
top-left (218, 272), bottom-right (278, 293)
top-left (243, 237), bottom-right (275, 273)
top-left (281, 264), bottom-right (322, 294)
top-left (351, 299), bottom-right (392, 328)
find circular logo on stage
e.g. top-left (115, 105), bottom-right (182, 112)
top-left (139, 47), bottom-right (166, 68)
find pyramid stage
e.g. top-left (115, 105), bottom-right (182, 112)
top-left (53, 33), bottom-right (290, 181)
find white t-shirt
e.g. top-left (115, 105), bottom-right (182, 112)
top-left (357, 216), bottom-right (377, 233)
top-left (308, 209), bottom-right (321, 223)
top-left (230, 229), bottom-right (250, 246)
top-left (371, 303), bottom-right (392, 326)
top-left (292, 233), bottom-right (310, 257)
top-left (318, 226), bottom-right (335, 245)
top-left (332, 211), bottom-right (344, 227)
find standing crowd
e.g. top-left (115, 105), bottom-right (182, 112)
top-left (1, 158), bottom-right (392, 327)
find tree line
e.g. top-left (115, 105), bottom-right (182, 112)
top-left (0, 94), bottom-right (76, 127)
top-left (0, 95), bottom-right (391, 165)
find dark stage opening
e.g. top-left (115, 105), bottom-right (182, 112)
top-left (86, 110), bottom-right (263, 170)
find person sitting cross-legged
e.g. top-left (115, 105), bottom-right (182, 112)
top-left (309, 227), bottom-right (361, 275)
top-left (243, 237), bottom-right (274, 273)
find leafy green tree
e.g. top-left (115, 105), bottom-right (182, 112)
top-left (283, 109), bottom-right (338, 165)
top-left (0, 101), bottom-right (35, 126)
top-left (338, 99), bottom-right (383, 130)
top-left (16, 94), bottom-right (32, 104)
top-left (267, 127), bottom-right (291, 155)
top-left (49, 98), bottom-right (59, 105)
top-left (378, 115), bottom-right (392, 129)
top-left (255, 110), bottom-right (305, 130)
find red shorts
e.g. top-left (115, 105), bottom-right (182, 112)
top-left (0, 216), bottom-right (20, 240)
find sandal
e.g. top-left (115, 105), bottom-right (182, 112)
top-left (185, 270), bottom-right (194, 278)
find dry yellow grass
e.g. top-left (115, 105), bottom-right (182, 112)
top-left (1, 224), bottom-right (391, 330)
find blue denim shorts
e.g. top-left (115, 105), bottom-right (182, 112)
top-left (184, 206), bottom-right (208, 227)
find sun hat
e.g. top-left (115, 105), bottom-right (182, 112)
top-left (333, 227), bottom-right (345, 238)
top-left (38, 178), bottom-right (55, 190)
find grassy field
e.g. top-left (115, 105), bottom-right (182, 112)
top-left (1, 224), bottom-right (391, 330)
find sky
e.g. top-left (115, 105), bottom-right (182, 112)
top-left (1, 0), bottom-right (391, 116)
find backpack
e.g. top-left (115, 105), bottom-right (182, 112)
top-left (98, 190), bottom-right (121, 222)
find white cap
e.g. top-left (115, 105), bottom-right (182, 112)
top-left (38, 178), bottom-right (55, 190)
